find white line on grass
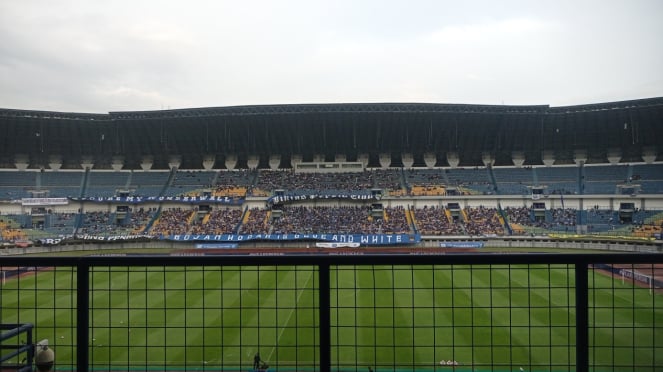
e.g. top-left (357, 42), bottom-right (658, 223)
top-left (265, 269), bottom-right (313, 363)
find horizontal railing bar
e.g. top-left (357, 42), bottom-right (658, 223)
top-left (1, 252), bottom-right (662, 267)
top-left (0, 324), bottom-right (33, 342)
top-left (0, 344), bottom-right (33, 364)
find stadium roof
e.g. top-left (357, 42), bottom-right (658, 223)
top-left (2, 96), bottom-right (663, 121)
top-left (1, 97), bottom-right (662, 169)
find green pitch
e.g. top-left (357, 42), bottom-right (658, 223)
top-left (1, 264), bottom-right (662, 371)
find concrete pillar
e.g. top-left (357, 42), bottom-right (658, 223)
top-left (313, 154), bottom-right (325, 163)
top-left (81, 156), bottom-right (94, 170)
top-left (224, 154), bottom-right (237, 170)
top-left (642, 147), bottom-right (657, 163)
top-left (482, 152), bottom-right (495, 167)
top-left (140, 156), bottom-right (154, 171)
top-left (511, 151), bottom-right (525, 167)
top-left (424, 152), bottom-right (437, 168)
top-left (358, 153), bottom-right (369, 168)
top-left (202, 155), bottom-right (215, 170)
top-left (573, 149), bottom-right (587, 166)
top-left (290, 154), bottom-right (302, 168)
top-left (401, 153), bottom-right (414, 169)
top-left (606, 148), bottom-right (622, 164)
top-left (14, 154), bottom-right (29, 171)
top-left (446, 152), bottom-right (460, 168)
top-left (111, 156), bottom-right (125, 171)
top-left (542, 150), bottom-right (555, 167)
top-left (247, 155), bottom-right (259, 170)
top-left (168, 155), bottom-right (182, 170)
top-left (48, 155), bottom-right (62, 171)
top-left (379, 153), bottom-right (391, 168)
top-left (269, 154), bottom-right (281, 170)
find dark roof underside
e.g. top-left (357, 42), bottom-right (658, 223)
top-left (1, 97), bottom-right (662, 169)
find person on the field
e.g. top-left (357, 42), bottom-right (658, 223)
top-left (253, 353), bottom-right (261, 370)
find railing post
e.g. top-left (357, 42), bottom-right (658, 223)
top-left (319, 263), bottom-right (331, 372)
top-left (575, 262), bottom-right (589, 372)
top-left (77, 262), bottom-right (90, 372)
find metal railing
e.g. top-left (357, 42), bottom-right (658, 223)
top-left (0, 323), bottom-right (34, 372)
top-left (1, 253), bottom-right (662, 372)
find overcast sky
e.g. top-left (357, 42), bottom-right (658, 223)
top-left (1, 0), bottom-right (662, 113)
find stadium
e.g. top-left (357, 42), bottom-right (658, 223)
top-left (1, 98), bottom-right (663, 372)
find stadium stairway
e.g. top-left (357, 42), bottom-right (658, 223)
top-left (444, 208), bottom-right (453, 223)
top-left (626, 164), bottom-right (634, 183)
top-left (142, 206), bottom-right (162, 234)
top-left (497, 204), bottom-right (513, 235)
top-left (578, 164), bottom-right (585, 195)
top-left (234, 207), bottom-right (249, 234)
top-left (487, 165), bottom-right (499, 194)
top-left (405, 207), bottom-right (415, 230)
top-left (80, 168), bottom-right (90, 198)
top-left (460, 209), bottom-right (468, 222)
top-left (160, 168), bottom-right (178, 197)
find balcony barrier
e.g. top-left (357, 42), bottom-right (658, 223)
top-left (1, 253), bottom-right (662, 372)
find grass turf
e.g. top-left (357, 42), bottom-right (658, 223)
top-left (1, 264), bottom-right (662, 371)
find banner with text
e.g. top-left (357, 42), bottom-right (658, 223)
top-left (21, 197), bottom-right (69, 206)
top-left (166, 233), bottom-right (419, 246)
top-left (439, 242), bottom-right (485, 248)
top-left (70, 195), bottom-right (243, 205)
top-left (267, 192), bottom-right (380, 205)
top-left (37, 234), bottom-right (154, 245)
top-left (195, 243), bottom-right (239, 249)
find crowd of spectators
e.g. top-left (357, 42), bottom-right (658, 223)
top-left (463, 206), bottom-right (504, 235)
top-left (214, 170), bottom-right (255, 196)
top-left (126, 208), bottom-right (155, 233)
top-left (405, 170), bottom-right (447, 196)
top-left (267, 205), bottom-right (411, 235)
top-left (270, 206), bottom-right (371, 234)
top-left (77, 211), bottom-right (116, 235)
top-left (46, 212), bottom-right (76, 235)
top-left (212, 186), bottom-right (247, 197)
top-left (551, 208), bottom-right (577, 228)
top-left (240, 208), bottom-right (269, 234)
top-left (150, 208), bottom-right (193, 236)
top-left (1, 217), bottom-right (26, 241)
top-left (168, 169), bottom-right (255, 199)
top-left (215, 169), bottom-right (255, 185)
top-left (504, 206), bottom-right (577, 232)
top-left (503, 206), bottom-right (551, 230)
top-left (190, 208), bottom-right (243, 235)
top-left (372, 169), bottom-right (404, 193)
top-left (1, 165), bottom-right (660, 241)
top-left (1, 227), bottom-right (26, 241)
top-left (254, 170), bottom-right (374, 194)
top-left (51, 212), bottom-right (74, 227)
top-left (413, 206), bottom-right (464, 235)
top-left (380, 206), bottom-right (411, 234)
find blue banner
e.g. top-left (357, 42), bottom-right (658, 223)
top-left (70, 195), bottom-right (243, 205)
top-left (166, 233), bottom-right (419, 246)
top-left (267, 192), bottom-right (380, 205)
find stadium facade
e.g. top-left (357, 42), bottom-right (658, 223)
top-left (2, 98), bottom-right (663, 372)
top-left (1, 98), bottom-right (663, 248)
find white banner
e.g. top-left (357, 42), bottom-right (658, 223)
top-left (316, 242), bottom-right (361, 248)
top-left (21, 197), bottom-right (69, 206)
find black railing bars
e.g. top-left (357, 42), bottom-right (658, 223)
top-left (1, 252), bottom-right (662, 372)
